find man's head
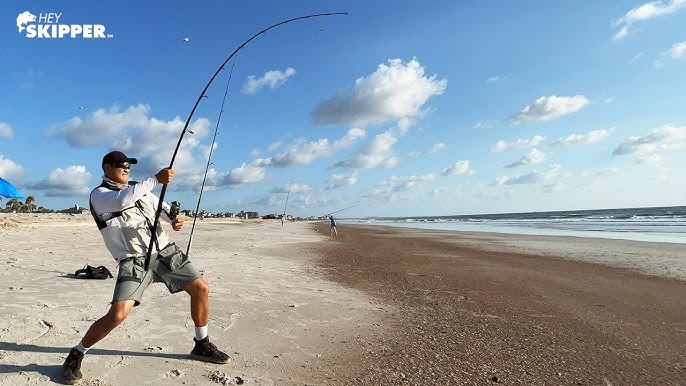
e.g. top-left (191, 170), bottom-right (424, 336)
top-left (102, 151), bottom-right (138, 184)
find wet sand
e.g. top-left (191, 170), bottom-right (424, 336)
top-left (310, 223), bottom-right (686, 385)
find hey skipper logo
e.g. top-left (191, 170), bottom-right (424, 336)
top-left (16, 11), bottom-right (113, 39)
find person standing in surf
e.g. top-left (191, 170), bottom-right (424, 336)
top-left (329, 215), bottom-right (338, 236)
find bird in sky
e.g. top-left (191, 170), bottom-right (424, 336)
top-left (182, 37), bottom-right (189, 42)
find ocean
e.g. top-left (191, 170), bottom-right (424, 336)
top-left (344, 206), bottom-right (686, 244)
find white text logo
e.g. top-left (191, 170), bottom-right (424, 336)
top-left (16, 11), bottom-right (113, 39)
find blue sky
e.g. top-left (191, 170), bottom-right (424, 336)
top-left (1, 1), bottom-right (685, 218)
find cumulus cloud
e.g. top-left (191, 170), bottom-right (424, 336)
top-left (549, 127), bottom-right (614, 147)
top-left (504, 148), bottom-right (547, 168)
top-left (0, 155), bottom-right (24, 180)
top-left (667, 41), bottom-right (686, 58)
top-left (491, 135), bottom-right (546, 152)
top-left (409, 143), bottom-right (446, 157)
top-left (612, 124), bottom-right (686, 156)
top-left (270, 181), bottom-right (311, 195)
top-left (271, 128), bottom-right (365, 167)
top-left (47, 104), bottom-right (212, 177)
top-left (325, 172), bottom-right (358, 190)
top-left (333, 130), bottom-right (397, 169)
top-left (242, 67), bottom-right (296, 94)
top-left (612, 0), bottom-right (686, 41)
top-left (221, 163), bottom-right (267, 186)
top-left (442, 160), bottom-right (473, 176)
top-left (510, 95), bottom-right (590, 123)
top-left (30, 165), bottom-right (91, 197)
top-left (311, 58), bottom-right (447, 127)
top-left (495, 164), bottom-right (565, 185)
top-left (367, 174), bottom-right (436, 199)
top-left (0, 122), bottom-right (13, 138)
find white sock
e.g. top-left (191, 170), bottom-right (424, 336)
top-left (195, 325), bottom-right (208, 341)
top-left (75, 340), bottom-right (90, 355)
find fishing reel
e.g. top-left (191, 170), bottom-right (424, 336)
top-left (169, 201), bottom-right (181, 220)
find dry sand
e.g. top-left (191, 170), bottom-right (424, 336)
top-left (1, 214), bottom-right (685, 385)
top-left (0, 214), bottom-right (383, 385)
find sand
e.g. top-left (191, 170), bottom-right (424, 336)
top-left (1, 214), bottom-right (685, 385)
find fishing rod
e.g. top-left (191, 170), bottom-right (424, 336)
top-left (326, 202), bottom-right (361, 217)
top-left (144, 12), bottom-right (349, 270)
top-left (282, 178), bottom-right (293, 221)
top-left (185, 55), bottom-right (239, 257)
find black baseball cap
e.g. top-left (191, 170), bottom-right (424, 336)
top-left (102, 151), bottom-right (138, 165)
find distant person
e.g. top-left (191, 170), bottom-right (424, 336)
top-left (281, 215), bottom-right (285, 227)
top-left (329, 215), bottom-right (338, 236)
top-left (60, 151), bottom-right (229, 385)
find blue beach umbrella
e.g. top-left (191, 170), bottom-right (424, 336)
top-left (0, 177), bottom-right (24, 199)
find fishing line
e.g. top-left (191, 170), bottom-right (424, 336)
top-left (185, 54), bottom-right (239, 257)
top-left (282, 178), bottom-right (293, 220)
top-left (143, 12), bottom-right (349, 270)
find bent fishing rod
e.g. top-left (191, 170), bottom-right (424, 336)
top-left (326, 202), bottom-right (361, 217)
top-left (144, 12), bottom-right (348, 270)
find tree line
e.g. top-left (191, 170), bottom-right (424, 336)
top-left (0, 196), bottom-right (56, 213)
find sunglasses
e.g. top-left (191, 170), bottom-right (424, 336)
top-left (111, 162), bottom-right (131, 170)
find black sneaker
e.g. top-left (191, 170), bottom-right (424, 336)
top-left (60, 348), bottom-right (84, 385)
top-left (190, 336), bottom-right (230, 364)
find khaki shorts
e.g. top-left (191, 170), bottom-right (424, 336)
top-left (112, 243), bottom-right (202, 306)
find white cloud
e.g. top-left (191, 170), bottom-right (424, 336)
top-left (612, 124), bottom-right (686, 156)
top-left (496, 164), bottom-right (565, 185)
top-left (637, 153), bottom-right (664, 165)
top-left (333, 130), bottom-right (397, 169)
top-left (221, 163), bottom-right (267, 185)
top-left (242, 67), bottom-right (296, 94)
top-left (325, 172), bottom-right (358, 190)
top-left (474, 120), bottom-right (496, 129)
top-left (311, 58), bottom-right (447, 127)
top-left (668, 41), bottom-right (686, 58)
top-left (487, 75), bottom-right (508, 83)
top-left (409, 143), bottom-right (446, 157)
top-left (654, 59), bottom-right (665, 68)
top-left (0, 122), bottom-right (13, 138)
top-left (30, 165), bottom-right (91, 197)
top-left (504, 148), bottom-right (546, 168)
top-left (491, 135), bottom-right (546, 152)
top-left (48, 104), bottom-right (212, 177)
top-left (270, 182), bottom-right (311, 194)
top-left (271, 128), bottom-right (365, 167)
top-left (442, 160), bottom-right (473, 176)
top-left (549, 127), bottom-right (614, 147)
top-left (368, 174), bottom-right (436, 200)
top-left (510, 95), bottom-right (590, 123)
top-left (612, 0), bottom-right (686, 40)
top-left (0, 155), bottom-right (24, 180)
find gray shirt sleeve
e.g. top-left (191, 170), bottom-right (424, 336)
top-left (90, 177), bottom-right (171, 221)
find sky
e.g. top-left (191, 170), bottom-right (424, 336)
top-left (1, 0), bottom-right (685, 218)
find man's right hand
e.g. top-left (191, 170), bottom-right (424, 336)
top-left (155, 168), bottom-right (176, 184)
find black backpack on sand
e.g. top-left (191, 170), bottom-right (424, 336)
top-left (74, 265), bottom-right (113, 279)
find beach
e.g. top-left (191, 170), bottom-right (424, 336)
top-left (1, 214), bottom-right (685, 385)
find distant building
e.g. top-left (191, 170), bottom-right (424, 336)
top-left (238, 211), bottom-right (259, 219)
top-left (61, 204), bottom-right (89, 215)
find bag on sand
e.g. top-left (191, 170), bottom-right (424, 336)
top-left (74, 265), bottom-right (113, 279)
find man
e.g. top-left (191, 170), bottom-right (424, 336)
top-left (60, 151), bottom-right (229, 385)
top-left (329, 215), bottom-right (338, 236)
